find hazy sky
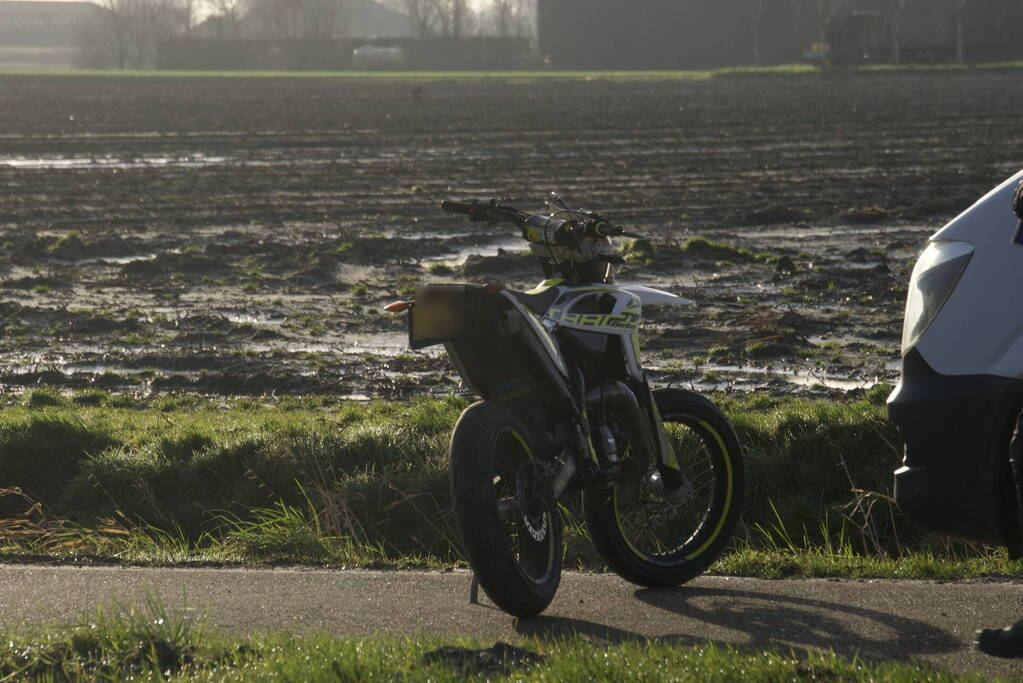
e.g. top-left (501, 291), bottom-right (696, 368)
top-left (0, 0), bottom-right (503, 24)
top-left (3, 0), bottom-right (495, 8)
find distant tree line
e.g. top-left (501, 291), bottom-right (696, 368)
top-left (79, 0), bottom-right (194, 69)
top-left (396, 0), bottom-right (533, 38)
top-left (79, 0), bottom-right (535, 69)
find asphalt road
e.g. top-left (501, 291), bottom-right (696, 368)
top-left (1, 564), bottom-right (1021, 678)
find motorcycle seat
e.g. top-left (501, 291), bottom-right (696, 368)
top-left (512, 288), bottom-right (560, 316)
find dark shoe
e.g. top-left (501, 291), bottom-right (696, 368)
top-left (976, 621), bottom-right (1023, 658)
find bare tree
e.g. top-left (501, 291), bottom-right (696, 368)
top-left (402, 0), bottom-right (437, 37)
top-left (79, 0), bottom-right (195, 68)
top-left (208, 0), bottom-right (244, 37)
top-left (248, 0), bottom-right (345, 39)
top-left (492, 0), bottom-right (514, 37)
top-left (888, 0), bottom-right (906, 64)
top-left (147, 0), bottom-right (193, 42)
top-left (481, 0), bottom-right (533, 37)
top-left (95, 0), bottom-right (139, 69)
top-left (744, 0), bottom-right (765, 65)
top-left (952, 0), bottom-right (968, 63)
top-left (791, 0), bottom-right (850, 47)
top-left (303, 0), bottom-right (342, 38)
top-left (435, 0), bottom-right (471, 37)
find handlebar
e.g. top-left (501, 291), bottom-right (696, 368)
top-left (441, 198), bottom-right (645, 247)
top-left (442, 199), bottom-right (528, 226)
top-left (439, 200), bottom-right (471, 215)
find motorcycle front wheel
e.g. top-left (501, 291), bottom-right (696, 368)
top-left (449, 401), bottom-right (562, 617)
top-left (583, 387), bottom-right (744, 587)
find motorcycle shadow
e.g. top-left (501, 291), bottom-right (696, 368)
top-left (513, 585), bottom-right (959, 665)
top-left (632, 585), bottom-right (960, 661)
top-left (515, 615), bottom-right (653, 645)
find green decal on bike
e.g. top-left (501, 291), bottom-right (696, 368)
top-left (652, 400), bottom-right (680, 471)
top-left (613, 484), bottom-right (647, 559)
top-left (684, 420), bottom-right (734, 560)
top-left (525, 279), bottom-right (565, 294)
top-left (507, 428), bottom-right (532, 460)
top-left (547, 308), bottom-right (640, 329)
top-left (631, 332), bottom-right (642, 360)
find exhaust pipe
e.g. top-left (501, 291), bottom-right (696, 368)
top-left (585, 381), bottom-right (659, 469)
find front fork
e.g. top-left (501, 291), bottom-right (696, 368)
top-left (639, 376), bottom-right (685, 491)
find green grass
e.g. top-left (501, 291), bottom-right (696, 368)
top-left (0, 67), bottom-right (807, 81)
top-left (718, 545), bottom-right (1018, 580)
top-left (683, 236), bottom-right (779, 264)
top-left (0, 388), bottom-right (1020, 579)
top-left (4, 60), bottom-right (1023, 81)
top-left (0, 598), bottom-right (985, 681)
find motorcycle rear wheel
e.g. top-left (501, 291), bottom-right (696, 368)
top-left (449, 401), bottom-right (562, 617)
top-left (583, 387), bottom-right (744, 587)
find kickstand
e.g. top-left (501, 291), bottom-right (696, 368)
top-left (468, 572), bottom-right (480, 604)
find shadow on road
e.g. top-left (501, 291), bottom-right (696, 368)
top-left (512, 582), bottom-right (960, 667)
top-left (515, 615), bottom-right (651, 644)
top-left (632, 585), bottom-right (960, 660)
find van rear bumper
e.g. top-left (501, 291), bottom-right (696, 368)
top-left (887, 349), bottom-right (1023, 545)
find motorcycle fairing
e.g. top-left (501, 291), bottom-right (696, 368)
top-left (619, 284), bottom-right (694, 308)
top-left (539, 283), bottom-right (690, 383)
top-left (544, 286), bottom-right (644, 381)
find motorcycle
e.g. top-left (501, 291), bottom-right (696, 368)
top-left (385, 196), bottom-right (744, 617)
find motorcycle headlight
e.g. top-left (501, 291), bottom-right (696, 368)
top-left (901, 240), bottom-right (974, 355)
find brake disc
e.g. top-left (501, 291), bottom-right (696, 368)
top-left (516, 465), bottom-right (549, 542)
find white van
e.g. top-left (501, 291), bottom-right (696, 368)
top-left (889, 171), bottom-right (1023, 552)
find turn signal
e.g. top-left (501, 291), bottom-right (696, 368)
top-left (384, 300), bottom-right (411, 313)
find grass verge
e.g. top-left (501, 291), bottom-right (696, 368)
top-left (3, 61), bottom-right (1023, 81)
top-left (0, 597), bottom-right (987, 681)
top-left (0, 387), bottom-right (1020, 579)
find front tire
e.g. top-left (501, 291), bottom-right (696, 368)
top-left (583, 388), bottom-right (743, 587)
top-left (449, 401), bottom-right (562, 617)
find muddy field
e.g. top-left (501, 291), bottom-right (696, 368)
top-left (1, 70), bottom-right (1022, 400)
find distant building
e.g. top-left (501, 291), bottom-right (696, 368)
top-left (538, 0), bottom-right (1023, 69)
top-left (538, 0), bottom-right (814, 69)
top-left (828, 0), bottom-right (1023, 63)
top-left (0, 1), bottom-right (102, 69)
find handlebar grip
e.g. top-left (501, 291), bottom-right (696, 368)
top-left (442, 200), bottom-right (494, 222)
top-left (441, 200), bottom-right (473, 215)
top-left (588, 220), bottom-right (625, 239)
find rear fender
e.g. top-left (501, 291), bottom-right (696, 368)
top-left (423, 286), bottom-right (574, 415)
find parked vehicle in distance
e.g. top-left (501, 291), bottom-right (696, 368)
top-left (889, 171), bottom-right (1023, 554)
top-left (352, 45), bottom-right (405, 68)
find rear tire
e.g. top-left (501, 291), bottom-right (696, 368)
top-left (583, 388), bottom-right (743, 587)
top-left (449, 401), bottom-right (562, 617)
